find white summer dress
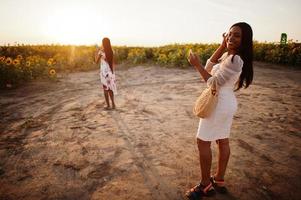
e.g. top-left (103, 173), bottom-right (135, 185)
top-left (196, 53), bottom-right (243, 141)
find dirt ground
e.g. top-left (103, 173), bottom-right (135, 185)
top-left (0, 62), bottom-right (300, 200)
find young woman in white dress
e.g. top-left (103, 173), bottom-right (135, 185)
top-left (95, 37), bottom-right (117, 109)
top-left (186, 22), bottom-right (253, 199)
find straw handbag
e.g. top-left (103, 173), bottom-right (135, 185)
top-left (193, 78), bottom-right (218, 118)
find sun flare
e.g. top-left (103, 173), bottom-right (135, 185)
top-left (44, 6), bottom-right (101, 44)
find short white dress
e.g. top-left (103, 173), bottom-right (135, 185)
top-left (99, 51), bottom-right (117, 95)
top-left (196, 53), bottom-right (243, 141)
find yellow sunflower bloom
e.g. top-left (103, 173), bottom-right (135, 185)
top-left (5, 57), bottom-right (13, 65)
top-left (0, 56), bottom-right (5, 62)
top-left (17, 55), bottom-right (23, 60)
top-left (26, 61), bottom-right (31, 67)
top-left (47, 58), bottom-right (54, 66)
top-left (13, 59), bottom-right (20, 66)
top-left (49, 69), bottom-right (56, 76)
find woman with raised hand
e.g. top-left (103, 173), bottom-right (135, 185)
top-left (186, 22), bottom-right (253, 199)
top-left (95, 37), bottom-right (117, 110)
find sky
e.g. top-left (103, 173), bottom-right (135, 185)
top-left (0, 0), bottom-right (300, 46)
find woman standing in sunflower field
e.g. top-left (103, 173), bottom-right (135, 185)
top-left (94, 37), bottom-right (117, 110)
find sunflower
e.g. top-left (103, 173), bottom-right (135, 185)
top-left (5, 57), bottom-right (13, 65)
top-left (47, 58), bottom-right (54, 66)
top-left (13, 59), bottom-right (20, 66)
top-left (26, 61), bottom-right (31, 67)
top-left (17, 55), bottom-right (23, 60)
top-left (0, 56), bottom-right (5, 62)
top-left (49, 69), bottom-right (56, 76)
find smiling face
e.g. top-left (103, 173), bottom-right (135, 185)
top-left (226, 26), bottom-right (242, 53)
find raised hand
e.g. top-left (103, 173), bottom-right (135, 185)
top-left (222, 32), bottom-right (228, 49)
top-left (188, 50), bottom-right (202, 68)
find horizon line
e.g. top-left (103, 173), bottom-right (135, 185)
top-left (1, 39), bottom-right (299, 48)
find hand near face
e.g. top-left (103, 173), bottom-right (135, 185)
top-left (222, 32), bottom-right (228, 48)
top-left (188, 50), bottom-right (201, 68)
top-left (95, 45), bottom-right (104, 55)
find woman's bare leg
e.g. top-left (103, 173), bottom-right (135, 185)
top-left (108, 90), bottom-right (115, 109)
top-left (215, 138), bottom-right (230, 180)
top-left (197, 138), bottom-right (212, 186)
top-left (103, 89), bottom-right (110, 108)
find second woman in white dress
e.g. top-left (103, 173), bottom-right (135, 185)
top-left (186, 22), bottom-right (254, 199)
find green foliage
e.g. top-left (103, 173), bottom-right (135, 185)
top-left (253, 42), bottom-right (301, 65)
top-left (1, 42), bottom-right (300, 88)
top-left (127, 48), bottom-right (147, 64)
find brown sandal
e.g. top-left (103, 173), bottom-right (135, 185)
top-left (185, 182), bottom-right (216, 199)
top-left (210, 176), bottom-right (228, 194)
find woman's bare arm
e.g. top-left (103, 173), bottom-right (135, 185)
top-left (188, 53), bottom-right (212, 82)
top-left (94, 50), bottom-right (101, 64)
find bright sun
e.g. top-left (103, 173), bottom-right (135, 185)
top-left (44, 6), bottom-right (100, 44)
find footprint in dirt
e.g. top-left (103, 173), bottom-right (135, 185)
top-left (236, 139), bottom-right (254, 153)
top-left (87, 162), bottom-right (111, 179)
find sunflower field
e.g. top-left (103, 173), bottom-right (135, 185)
top-left (0, 42), bottom-right (300, 88)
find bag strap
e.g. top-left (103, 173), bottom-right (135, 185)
top-left (211, 78), bottom-right (218, 95)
